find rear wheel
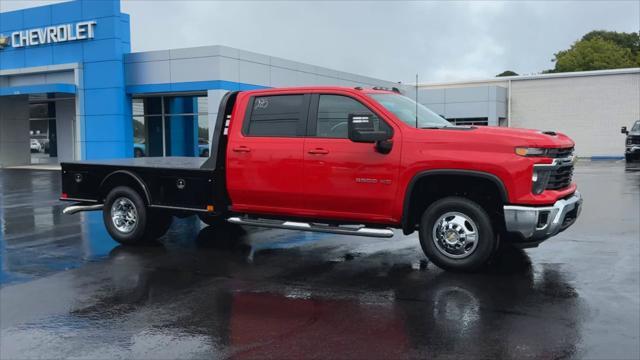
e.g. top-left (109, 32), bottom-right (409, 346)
top-left (419, 197), bottom-right (496, 272)
top-left (103, 186), bottom-right (151, 245)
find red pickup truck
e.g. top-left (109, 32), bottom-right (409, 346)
top-left (60, 87), bottom-right (582, 271)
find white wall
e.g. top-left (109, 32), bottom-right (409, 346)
top-left (511, 73), bottom-right (640, 157)
top-left (0, 96), bottom-right (30, 167)
top-left (125, 45), bottom-right (403, 91)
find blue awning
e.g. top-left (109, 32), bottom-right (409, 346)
top-left (0, 83), bottom-right (76, 96)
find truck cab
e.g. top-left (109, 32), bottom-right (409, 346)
top-left (60, 87), bottom-right (582, 272)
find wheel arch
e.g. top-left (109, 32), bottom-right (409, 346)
top-left (401, 169), bottom-right (509, 235)
top-left (99, 170), bottom-right (152, 204)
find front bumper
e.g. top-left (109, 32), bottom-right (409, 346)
top-left (625, 145), bottom-right (640, 155)
top-left (503, 191), bottom-right (582, 243)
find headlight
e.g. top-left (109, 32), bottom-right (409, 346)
top-left (532, 168), bottom-right (552, 194)
top-left (515, 147), bottom-right (549, 157)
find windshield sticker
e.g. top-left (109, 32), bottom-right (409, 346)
top-left (255, 98), bottom-right (269, 110)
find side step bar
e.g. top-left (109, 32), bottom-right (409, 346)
top-left (227, 216), bottom-right (394, 238)
top-left (63, 204), bottom-right (103, 215)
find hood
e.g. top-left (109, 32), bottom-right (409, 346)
top-left (466, 126), bottom-right (574, 148)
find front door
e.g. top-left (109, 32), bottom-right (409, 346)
top-left (302, 94), bottom-right (401, 223)
top-left (226, 93), bottom-right (310, 215)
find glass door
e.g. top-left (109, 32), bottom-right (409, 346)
top-left (29, 101), bottom-right (57, 164)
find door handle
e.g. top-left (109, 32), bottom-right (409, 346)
top-left (232, 146), bottom-right (251, 153)
top-left (308, 148), bottom-right (329, 155)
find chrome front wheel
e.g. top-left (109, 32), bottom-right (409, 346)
top-left (419, 196), bottom-right (495, 272)
top-left (110, 197), bottom-right (138, 234)
top-left (432, 212), bottom-right (479, 259)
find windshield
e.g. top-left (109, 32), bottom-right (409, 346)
top-left (632, 121), bottom-right (640, 132)
top-left (368, 93), bottom-right (452, 128)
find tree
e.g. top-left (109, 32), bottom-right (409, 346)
top-left (496, 70), bottom-right (519, 77)
top-left (581, 30), bottom-right (639, 58)
top-left (550, 36), bottom-right (636, 73)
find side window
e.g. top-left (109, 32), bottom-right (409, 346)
top-left (246, 95), bottom-right (305, 137)
top-left (316, 95), bottom-right (390, 138)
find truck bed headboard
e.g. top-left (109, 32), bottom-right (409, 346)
top-left (201, 91), bottom-right (239, 170)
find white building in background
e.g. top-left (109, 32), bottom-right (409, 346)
top-left (417, 68), bottom-right (640, 158)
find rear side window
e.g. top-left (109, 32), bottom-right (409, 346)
top-left (246, 95), bottom-right (307, 137)
top-left (316, 95), bottom-right (390, 138)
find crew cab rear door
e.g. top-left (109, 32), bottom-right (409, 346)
top-left (301, 92), bottom-right (401, 223)
top-left (226, 92), bottom-right (311, 215)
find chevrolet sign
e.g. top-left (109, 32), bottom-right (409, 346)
top-left (0, 21), bottom-right (96, 50)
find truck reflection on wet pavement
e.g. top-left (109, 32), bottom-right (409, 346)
top-left (1, 161), bottom-right (639, 359)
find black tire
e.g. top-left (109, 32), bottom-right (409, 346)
top-left (198, 213), bottom-right (226, 227)
top-left (103, 186), bottom-right (150, 245)
top-left (419, 196), bottom-right (496, 272)
top-left (625, 154), bottom-right (632, 162)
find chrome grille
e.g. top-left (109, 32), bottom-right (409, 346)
top-left (546, 158), bottom-right (574, 191)
top-left (547, 147), bottom-right (574, 158)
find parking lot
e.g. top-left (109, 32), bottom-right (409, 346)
top-left (0, 161), bottom-right (638, 359)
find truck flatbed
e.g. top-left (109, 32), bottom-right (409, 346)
top-left (64, 156), bottom-right (209, 170)
top-left (61, 91), bottom-right (235, 215)
top-left (61, 156), bottom-right (225, 214)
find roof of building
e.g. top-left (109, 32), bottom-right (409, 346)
top-left (418, 67), bottom-right (640, 88)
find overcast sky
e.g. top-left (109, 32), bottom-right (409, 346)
top-left (2, 0), bottom-right (639, 83)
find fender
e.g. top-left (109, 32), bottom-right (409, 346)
top-left (401, 169), bottom-right (509, 234)
top-left (99, 170), bottom-right (152, 204)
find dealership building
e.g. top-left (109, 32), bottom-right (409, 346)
top-left (1, 0), bottom-right (639, 167)
top-left (0, 0), bottom-right (399, 167)
top-left (416, 68), bottom-right (640, 158)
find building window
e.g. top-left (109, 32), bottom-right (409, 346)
top-left (132, 95), bottom-right (209, 157)
top-left (446, 117), bottom-right (489, 126)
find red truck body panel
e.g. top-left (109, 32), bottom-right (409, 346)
top-left (226, 88), bottom-right (404, 223)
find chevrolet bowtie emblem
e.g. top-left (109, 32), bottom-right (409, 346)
top-left (0, 35), bottom-right (9, 49)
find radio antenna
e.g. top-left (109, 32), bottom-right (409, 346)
top-left (415, 73), bottom-right (419, 128)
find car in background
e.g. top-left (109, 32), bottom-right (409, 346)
top-left (30, 139), bottom-right (42, 153)
top-left (621, 120), bottom-right (640, 162)
top-left (198, 138), bottom-right (210, 157)
top-left (31, 135), bottom-right (50, 154)
top-left (134, 138), bottom-right (146, 157)
top-left (132, 138), bottom-right (208, 157)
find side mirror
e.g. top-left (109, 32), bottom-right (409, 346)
top-left (348, 114), bottom-right (391, 143)
top-left (621, 126), bottom-right (629, 135)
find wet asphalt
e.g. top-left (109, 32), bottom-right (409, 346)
top-left (0, 161), bottom-right (639, 360)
